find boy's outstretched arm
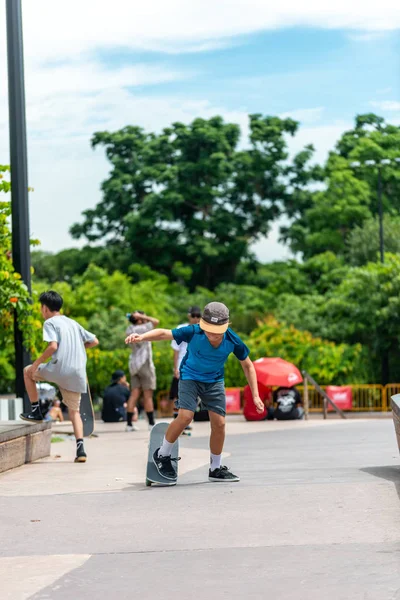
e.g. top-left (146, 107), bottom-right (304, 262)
top-left (125, 329), bottom-right (173, 344)
top-left (240, 357), bottom-right (264, 413)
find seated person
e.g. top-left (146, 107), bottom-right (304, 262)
top-left (243, 382), bottom-right (272, 421)
top-left (37, 382), bottom-right (57, 419)
top-left (45, 399), bottom-right (64, 422)
top-left (268, 386), bottom-right (304, 420)
top-left (102, 370), bottom-right (130, 423)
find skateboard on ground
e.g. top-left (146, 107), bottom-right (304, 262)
top-left (146, 422), bottom-right (179, 487)
top-left (79, 382), bottom-right (94, 437)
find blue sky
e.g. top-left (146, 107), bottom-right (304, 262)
top-left (107, 28), bottom-right (399, 120)
top-left (0, 1), bottom-right (399, 262)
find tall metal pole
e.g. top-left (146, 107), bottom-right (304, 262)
top-left (6, 0), bottom-right (32, 411)
top-left (377, 167), bottom-right (384, 264)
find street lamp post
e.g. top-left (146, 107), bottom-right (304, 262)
top-left (350, 157), bottom-right (400, 265)
top-left (377, 165), bottom-right (384, 264)
top-left (6, 0), bottom-right (32, 411)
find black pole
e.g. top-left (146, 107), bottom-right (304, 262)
top-left (377, 167), bottom-right (384, 264)
top-left (6, 0), bottom-right (32, 411)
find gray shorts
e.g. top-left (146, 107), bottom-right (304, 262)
top-left (177, 380), bottom-right (226, 417)
top-left (130, 361), bottom-right (156, 391)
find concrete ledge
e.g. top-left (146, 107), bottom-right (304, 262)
top-left (390, 394), bottom-right (400, 455)
top-left (0, 421), bottom-right (52, 474)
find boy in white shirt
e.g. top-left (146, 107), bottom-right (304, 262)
top-left (20, 290), bottom-right (99, 463)
top-left (169, 306), bottom-right (201, 428)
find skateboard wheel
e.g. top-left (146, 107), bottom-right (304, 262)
top-left (145, 479), bottom-right (152, 487)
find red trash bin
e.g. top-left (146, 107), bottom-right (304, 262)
top-left (326, 386), bottom-right (352, 411)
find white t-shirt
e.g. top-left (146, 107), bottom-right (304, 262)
top-left (171, 323), bottom-right (189, 370)
top-left (38, 316), bottom-right (96, 393)
top-left (126, 322), bottom-right (154, 375)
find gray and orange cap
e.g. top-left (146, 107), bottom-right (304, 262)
top-left (200, 302), bottom-right (230, 334)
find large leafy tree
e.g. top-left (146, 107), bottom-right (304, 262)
top-left (71, 114), bottom-right (317, 289)
top-left (281, 114), bottom-right (400, 259)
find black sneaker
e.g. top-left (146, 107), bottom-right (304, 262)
top-left (209, 466), bottom-right (240, 482)
top-left (153, 448), bottom-right (180, 481)
top-left (19, 410), bottom-right (44, 423)
top-left (74, 441), bottom-right (87, 463)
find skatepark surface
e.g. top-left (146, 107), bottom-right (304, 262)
top-left (1, 416), bottom-right (400, 599)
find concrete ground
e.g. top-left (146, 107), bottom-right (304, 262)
top-left (1, 416), bottom-right (400, 600)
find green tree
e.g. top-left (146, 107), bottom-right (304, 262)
top-left (317, 254), bottom-right (400, 383)
top-left (0, 165), bottom-right (40, 391)
top-left (71, 114), bottom-right (317, 289)
top-left (281, 155), bottom-right (371, 258)
top-left (347, 215), bottom-right (400, 266)
top-left (281, 114), bottom-right (400, 259)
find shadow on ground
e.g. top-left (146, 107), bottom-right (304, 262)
top-left (361, 465), bottom-right (400, 501)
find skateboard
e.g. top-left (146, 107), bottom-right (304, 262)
top-left (146, 422), bottom-right (179, 487)
top-left (79, 382), bottom-right (95, 437)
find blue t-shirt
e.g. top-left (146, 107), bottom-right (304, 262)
top-left (171, 324), bottom-right (249, 383)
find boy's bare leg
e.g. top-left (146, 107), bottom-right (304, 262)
top-left (143, 389), bottom-right (154, 413)
top-left (165, 409), bottom-right (193, 443)
top-left (127, 387), bottom-right (140, 413)
top-left (69, 408), bottom-right (84, 440)
top-left (209, 411), bottom-right (226, 455)
top-left (23, 366), bottom-right (39, 404)
top-left (143, 389), bottom-right (155, 426)
top-left (126, 388), bottom-right (140, 429)
top-left (70, 407), bottom-right (86, 462)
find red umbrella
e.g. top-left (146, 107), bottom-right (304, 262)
top-left (253, 357), bottom-right (303, 387)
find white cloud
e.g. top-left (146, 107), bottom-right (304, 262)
top-left (286, 121), bottom-right (350, 164)
top-left (279, 107), bottom-right (324, 124)
top-left (251, 218), bottom-right (296, 263)
top-left (1, 1), bottom-right (400, 67)
top-left (370, 100), bottom-right (400, 111)
top-left (348, 31), bottom-right (390, 42)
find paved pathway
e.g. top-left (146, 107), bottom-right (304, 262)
top-left (1, 417), bottom-right (400, 599)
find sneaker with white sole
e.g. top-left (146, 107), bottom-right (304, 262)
top-left (152, 448), bottom-right (180, 481)
top-left (74, 441), bottom-right (87, 463)
top-left (209, 466), bottom-right (240, 482)
top-left (126, 424), bottom-right (139, 432)
top-left (20, 409), bottom-right (44, 423)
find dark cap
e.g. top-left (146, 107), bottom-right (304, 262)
top-left (188, 305), bottom-right (201, 315)
top-left (111, 370), bottom-right (125, 382)
top-left (200, 302), bottom-right (230, 333)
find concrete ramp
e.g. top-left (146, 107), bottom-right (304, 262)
top-left (390, 394), bottom-right (400, 455)
top-left (0, 421), bottom-right (51, 473)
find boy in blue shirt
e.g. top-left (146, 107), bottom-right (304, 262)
top-left (125, 302), bottom-right (264, 483)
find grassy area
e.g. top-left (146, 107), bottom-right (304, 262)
top-left (51, 436), bottom-right (65, 443)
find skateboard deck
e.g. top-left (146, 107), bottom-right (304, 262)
top-left (146, 422), bottom-right (179, 487)
top-left (80, 383), bottom-right (94, 437)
